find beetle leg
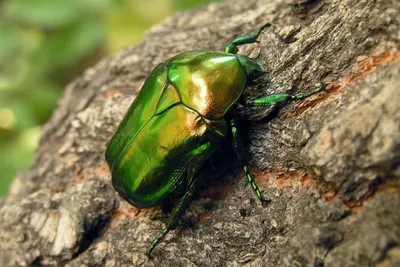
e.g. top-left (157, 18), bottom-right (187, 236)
top-left (246, 83), bottom-right (325, 106)
top-left (230, 119), bottom-right (263, 202)
top-left (225, 23), bottom-right (273, 54)
top-left (146, 176), bottom-right (200, 258)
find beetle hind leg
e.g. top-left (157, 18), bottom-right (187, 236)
top-left (146, 176), bottom-right (199, 258)
top-left (230, 119), bottom-right (263, 202)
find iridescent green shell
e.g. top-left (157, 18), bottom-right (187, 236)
top-left (105, 51), bottom-right (247, 208)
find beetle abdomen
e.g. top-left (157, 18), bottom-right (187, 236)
top-left (111, 104), bottom-right (226, 208)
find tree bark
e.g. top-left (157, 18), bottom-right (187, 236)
top-left (1, 0), bottom-right (400, 266)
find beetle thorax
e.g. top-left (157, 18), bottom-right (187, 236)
top-left (167, 51), bottom-right (247, 120)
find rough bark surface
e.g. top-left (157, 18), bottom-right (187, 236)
top-left (1, 0), bottom-right (400, 266)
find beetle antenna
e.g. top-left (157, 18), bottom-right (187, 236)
top-left (224, 23), bottom-right (273, 54)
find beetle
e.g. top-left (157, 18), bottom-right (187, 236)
top-left (105, 23), bottom-right (324, 257)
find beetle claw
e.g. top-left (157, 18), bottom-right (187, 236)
top-left (145, 250), bottom-right (154, 259)
top-left (261, 197), bottom-right (272, 207)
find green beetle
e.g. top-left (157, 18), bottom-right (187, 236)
top-left (105, 23), bottom-right (324, 257)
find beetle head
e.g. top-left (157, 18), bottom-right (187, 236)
top-left (237, 55), bottom-right (265, 82)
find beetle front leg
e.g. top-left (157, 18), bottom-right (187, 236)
top-left (225, 23), bottom-right (273, 54)
top-left (230, 119), bottom-right (263, 202)
top-left (146, 177), bottom-right (199, 258)
top-left (246, 83), bottom-right (325, 107)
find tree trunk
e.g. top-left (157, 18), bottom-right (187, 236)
top-left (1, 0), bottom-right (399, 266)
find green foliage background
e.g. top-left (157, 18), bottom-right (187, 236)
top-left (0, 0), bottom-right (222, 196)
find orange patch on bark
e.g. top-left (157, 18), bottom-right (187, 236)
top-left (331, 50), bottom-right (400, 92)
top-left (97, 164), bottom-right (110, 174)
top-left (252, 169), bottom-right (272, 188)
top-left (101, 88), bottom-right (123, 99)
top-left (300, 172), bottom-right (320, 187)
top-left (284, 50), bottom-right (400, 119)
top-left (198, 170), bottom-right (321, 200)
top-left (323, 189), bottom-right (338, 202)
top-left (72, 167), bottom-right (85, 184)
top-left (347, 203), bottom-right (363, 213)
top-left (116, 206), bottom-right (144, 218)
top-left (377, 247), bottom-right (400, 267)
top-left (253, 169), bottom-right (322, 189)
top-left (199, 212), bottom-right (213, 222)
top-left (110, 206), bottom-right (153, 228)
top-left (339, 181), bottom-right (399, 213)
top-left (275, 172), bottom-right (293, 185)
top-left (386, 186), bottom-right (400, 194)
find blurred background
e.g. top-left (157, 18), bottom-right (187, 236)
top-left (0, 0), bottom-right (222, 196)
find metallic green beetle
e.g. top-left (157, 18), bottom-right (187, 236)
top-left (105, 23), bottom-right (324, 257)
